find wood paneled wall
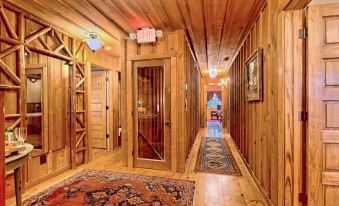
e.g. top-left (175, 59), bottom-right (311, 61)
top-left (228, 4), bottom-right (279, 205)
top-left (227, 1), bottom-right (310, 205)
top-left (0, 91), bottom-right (5, 206)
top-left (122, 30), bottom-right (200, 172)
top-left (0, 0), bottom-right (119, 195)
top-left (178, 41), bottom-right (200, 172)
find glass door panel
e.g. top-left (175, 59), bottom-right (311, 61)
top-left (137, 66), bottom-right (164, 160)
top-left (133, 59), bottom-right (171, 170)
top-left (26, 71), bottom-right (43, 150)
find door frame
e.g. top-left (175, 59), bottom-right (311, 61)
top-left (25, 64), bottom-right (49, 157)
top-left (88, 65), bottom-right (112, 159)
top-left (132, 59), bottom-right (171, 170)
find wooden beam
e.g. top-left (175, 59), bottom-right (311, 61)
top-left (76, 78), bottom-right (85, 89)
top-left (76, 62), bottom-right (85, 77)
top-left (24, 26), bottom-right (51, 43)
top-left (25, 44), bottom-right (73, 62)
top-left (75, 131), bottom-right (86, 148)
top-left (0, 91), bottom-right (5, 206)
top-left (0, 84), bottom-right (20, 90)
top-left (0, 45), bottom-right (20, 59)
top-left (76, 115), bottom-right (85, 128)
top-left (53, 44), bottom-right (64, 53)
top-left (0, 6), bottom-right (18, 39)
top-left (282, 0), bottom-right (311, 10)
top-left (37, 36), bottom-right (52, 51)
top-left (0, 59), bottom-right (21, 85)
top-left (54, 31), bottom-right (74, 58)
top-left (0, 35), bottom-right (20, 45)
top-left (75, 42), bottom-right (86, 59)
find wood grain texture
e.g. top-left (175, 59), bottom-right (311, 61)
top-left (123, 30), bottom-right (200, 172)
top-left (307, 4), bottom-right (339, 206)
top-left (0, 91), bottom-right (5, 206)
top-left (4, 0), bottom-right (265, 76)
top-left (279, 9), bottom-right (306, 206)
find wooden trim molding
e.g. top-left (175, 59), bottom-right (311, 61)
top-left (0, 91), bottom-right (5, 206)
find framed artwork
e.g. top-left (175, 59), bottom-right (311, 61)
top-left (245, 48), bottom-right (263, 101)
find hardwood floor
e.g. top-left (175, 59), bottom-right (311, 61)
top-left (6, 127), bottom-right (267, 206)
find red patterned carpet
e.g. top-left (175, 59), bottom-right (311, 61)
top-left (23, 169), bottom-right (195, 206)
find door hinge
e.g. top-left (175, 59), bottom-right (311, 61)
top-left (106, 77), bottom-right (109, 82)
top-left (298, 193), bottom-right (307, 204)
top-left (106, 134), bottom-right (109, 139)
top-left (106, 106), bottom-right (109, 110)
top-left (298, 111), bottom-right (308, 122)
top-left (299, 27), bottom-right (307, 40)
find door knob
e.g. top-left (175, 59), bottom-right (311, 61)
top-left (165, 120), bottom-right (171, 126)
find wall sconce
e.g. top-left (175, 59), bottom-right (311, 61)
top-left (85, 33), bottom-right (103, 52)
top-left (208, 68), bottom-right (218, 79)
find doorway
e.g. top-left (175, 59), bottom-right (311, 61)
top-left (133, 59), bottom-right (171, 170)
top-left (206, 85), bottom-right (223, 137)
top-left (90, 67), bottom-right (109, 157)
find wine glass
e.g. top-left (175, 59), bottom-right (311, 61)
top-left (19, 127), bottom-right (27, 145)
top-left (14, 127), bottom-right (20, 144)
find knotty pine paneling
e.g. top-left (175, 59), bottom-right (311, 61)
top-left (123, 30), bottom-right (200, 172)
top-left (228, 5), bottom-right (278, 205)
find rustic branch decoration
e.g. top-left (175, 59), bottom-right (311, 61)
top-left (0, 6), bottom-right (18, 40)
top-left (24, 26), bottom-right (51, 43)
top-left (0, 2), bottom-right (89, 170)
top-left (0, 59), bottom-right (21, 85)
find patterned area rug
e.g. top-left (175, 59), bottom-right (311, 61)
top-left (23, 169), bottom-right (195, 206)
top-left (195, 137), bottom-right (242, 176)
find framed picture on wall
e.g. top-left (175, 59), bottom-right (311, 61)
top-left (245, 48), bottom-right (263, 101)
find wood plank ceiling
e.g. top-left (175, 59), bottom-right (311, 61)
top-left (6, 0), bottom-right (265, 75)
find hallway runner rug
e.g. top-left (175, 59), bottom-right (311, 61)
top-left (23, 169), bottom-right (195, 206)
top-left (195, 137), bottom-right (242, 176)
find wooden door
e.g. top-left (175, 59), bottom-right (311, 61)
top-left (133, 59), bottom-right (171, 170)
top-left (308, 4), bottom-right (339, 206)
top-left (0, 91), bottom-right (5, 206)
top-left (91, 70), bottom-right (107, 149)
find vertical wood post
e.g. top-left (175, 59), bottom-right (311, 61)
top-left (70, 63), bottom-right (77, 169)
top-left (0, 91), bottom-right (5, 206)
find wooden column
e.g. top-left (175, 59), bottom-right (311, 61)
top-left (0, 91), bottom-right (5, 206)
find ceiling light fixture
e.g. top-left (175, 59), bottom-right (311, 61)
top-left (85, 33), bottom-right (103, 52)
top-left (208, 68), bottom-right (218, 79)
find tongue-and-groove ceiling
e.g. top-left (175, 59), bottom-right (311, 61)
top-left (6, 0), bottom-right (265, 76)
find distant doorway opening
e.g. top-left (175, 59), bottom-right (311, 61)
top-left (206, 85), bottom-right (222, 137)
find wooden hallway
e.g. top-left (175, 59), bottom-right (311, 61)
top-left (2, 0), bottom-right (339, 205)
top-left (6, 127), bottom-right (267, 206)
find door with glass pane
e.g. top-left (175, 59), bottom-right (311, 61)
top-left (133, 59), bottom-right (171, 170)
top-left (26, 65), bottom-right (48, 156)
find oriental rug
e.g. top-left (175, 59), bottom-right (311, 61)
top-left (195, 137), bottom-right (241, 176)
top-left (23, 169), bottom-right (195, 206)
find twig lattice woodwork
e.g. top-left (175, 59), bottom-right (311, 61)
top-left (0, 0), bottom-right (88, 171)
